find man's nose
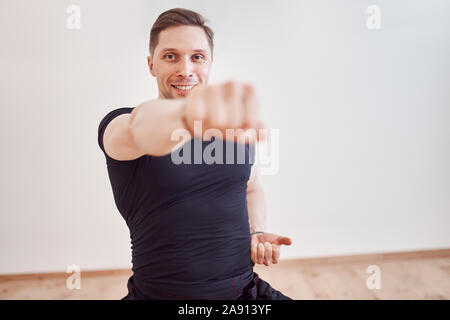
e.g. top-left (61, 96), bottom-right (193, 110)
top-left (176, 58), bottom-right (195, 78)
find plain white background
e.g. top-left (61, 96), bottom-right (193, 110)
top-left (0, 0), bottom-right (449, 274)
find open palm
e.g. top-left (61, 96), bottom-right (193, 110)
top-left (250, 232), bottom-right (292, 266)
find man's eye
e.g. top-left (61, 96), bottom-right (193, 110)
top-left (165, 54), bottom-right (175, 59)
top-left (193, 55), bottom-right (205, 60)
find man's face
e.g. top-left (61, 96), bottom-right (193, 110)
top-left (148, 25), bottom-right (213, 99)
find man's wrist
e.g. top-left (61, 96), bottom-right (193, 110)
top-left (250, 231), bottom-right (266, 235)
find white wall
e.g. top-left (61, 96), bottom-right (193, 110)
top-left (0, 0), bottom-right (449, 274)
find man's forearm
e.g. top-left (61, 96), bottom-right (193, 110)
top-left (246, 185), bottom-right (267, 234)
top-left (130, 99), bottom-right (190, 157)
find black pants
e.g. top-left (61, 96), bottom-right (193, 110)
top-left (235, 272), bottom-right (292, 300)
top-left (122, 272), bottom-right (292, 300)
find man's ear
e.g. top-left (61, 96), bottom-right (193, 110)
top-left (147, 55), bottom-right (155, 77)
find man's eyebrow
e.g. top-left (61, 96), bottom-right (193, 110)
top-left (192, 49), bottom-right (208, 54)
top-left (160, 48), bottom-right (208, 54)
top-left (160, 48), bottom-right (178, 53)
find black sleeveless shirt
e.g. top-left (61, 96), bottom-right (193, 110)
top-left (98, 107), bottom-right (256, 299)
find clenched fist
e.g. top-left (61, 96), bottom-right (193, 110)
top-left (182, 81), bottom-right (266, 144)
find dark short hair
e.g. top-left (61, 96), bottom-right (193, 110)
top-left (149, 8), bottom-right (214, 59)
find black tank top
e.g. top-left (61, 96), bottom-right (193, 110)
top-left (98, 107), bottom-right (256, 299)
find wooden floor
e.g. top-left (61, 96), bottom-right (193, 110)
top-left (1, 249), bottom-right (449, 300)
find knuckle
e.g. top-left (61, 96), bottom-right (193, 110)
top-left (244, 83), bottom-right (255, 95)
top-left (225, 80), bottom-right (237, 90)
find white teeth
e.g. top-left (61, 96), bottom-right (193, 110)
top-left (173, 85), bottom-right (194, 91)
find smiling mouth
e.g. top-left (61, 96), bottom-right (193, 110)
top-left (171, 84), bottom-right (197, 92)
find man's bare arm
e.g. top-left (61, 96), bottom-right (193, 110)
top-left (247, 165), bottom-right (293, 266)
top-left (246, 165), bottom-right (267, 233)
top-left (130, 99), bottom-right (190, 157)
top-left (102, 99), bottom-right (189, 161)
top-left (104, 81), bottom-right (265, 161)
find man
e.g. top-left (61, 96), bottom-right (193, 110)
top-left (98, 8), bottom-right (293, 300)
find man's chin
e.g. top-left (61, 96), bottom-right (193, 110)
top-left (160, 91), bottom-right (186, 100)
